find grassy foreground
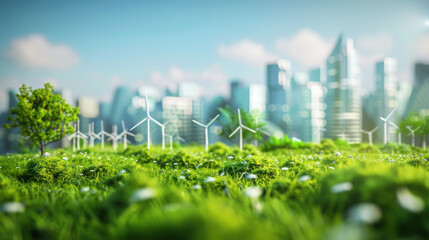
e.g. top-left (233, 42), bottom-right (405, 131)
top-left (1, 142), bottom-right (429, 240)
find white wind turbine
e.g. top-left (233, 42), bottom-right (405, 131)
top-left (380, 108), bottom-right (397, 144)
top-left (67, 119), bottom-right (88, 151)
top-left (229, 109), bottom-right (256, 151)
top-left (192, 114), bottom-right (220, 152)
top-left (108, 125), bottom-right (122, 151)
top-left (164, 133), bottom-right (185, 150)
top-left (407, 125), bottom-right (420, 147)
top-left (360, 126), bottom-right (379, 146)
top-left (87, 122), bottom-right (100, 148)
top-left (388, 121), bottom-right (401, 144)
top-left (422, 113), bottom-right (427, 149)
top-left (130, 94), bottom-right (163, 149)
top-left (96, 120), bottom-right (113, 150)
top-left (160, 120), bottom-right (171, 150)
top-left (119, 120), bottom-right (135, 150)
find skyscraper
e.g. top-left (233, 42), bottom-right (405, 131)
top-left (405, 63), bottom-right (429, 117)
top-left (324, 35), bottom-right (362, 143)
top-left (266, 60), bottom-right (292, 132)
top-left (374, 58), bottom-right (399, 143)
top-left (230, 80), bottom-right (266, 113)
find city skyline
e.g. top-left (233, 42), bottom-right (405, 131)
top-left (1, 0), bottom-right (429, 112)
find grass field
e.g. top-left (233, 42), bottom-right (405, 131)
top-left (1, 141), bottom-right (429, 240)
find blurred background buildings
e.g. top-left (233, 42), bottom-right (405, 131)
top-left (0, 33), bottom-right (428, 153)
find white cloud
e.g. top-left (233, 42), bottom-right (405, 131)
top-left (148, 65), bottom-right (228, 97)
top-left (276, 29), bottom-right (334, 68)
top-left (218, 39), bottom-right (276, 66)
top-left (6, 34), bottom-right (79, 70)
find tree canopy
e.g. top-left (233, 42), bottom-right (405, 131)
top-left (4, 83), bottom-right (79, 154)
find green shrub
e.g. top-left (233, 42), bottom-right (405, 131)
top-left (20, 156), bottom-right (67, 183)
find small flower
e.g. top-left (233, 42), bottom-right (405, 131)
top-left (220, 172), bottom-right (225, 176)
top-left (243, 187), bottom-right (262, 199)
top-left (328, 167), bottom-right (335, 170)
top-left (347, 203), bottom-right (382, 224)
top-left (246, 174), bottom-right (257, 180)
top-left (80, 187), bottom-right (90, 193)
top-left (1, 202), bottom-right (25, 213)
top-left (281, 167), bottom-right (289, 171)
top-left (298, 175), bottom-right (310, 182)
top-left (178, 175), bottom-right (186, 180)
top-left (62, 157), bottom-right (68, 161)
top-left (334, 152), bottom-right (342, 157)
top-left (192, 185), bottom-right (202, 190)
top-left (331, 182), bottom-right (353, 193)
top-left (204, 177), bottom-right (216, 183)
top-left (129, 188), bottom-right (156, 203)
top-left (228, 156), bottom-right (234, 160)
top-left (118, 170), bottom-right (126, 176)
top-left (173, 163), bottom-right (178, 166)
top-left (397, 188), bottom-right (424, 213)
top-left (42, 152), bottom-right (51, 157)
top-left (89, 169), bottom-right (95, 172)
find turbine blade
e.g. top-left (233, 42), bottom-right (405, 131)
top-left (242, 125), bottom-right (256, 133)
top-left (370, 126), bottom-right (379, 133)
top-left (127, 132), bottom-right (136, 137)
top-left (406, 126), bottom-right (412, 132)
top-left (207, 114), bottom-right (220, 126)
top-left (122, 120), bottom-right (126, 131)
top-left (237, 109), bottom-right (242, 125)
top-left (385, 108), bottom-right (397, 120)
top-left (380, 117), bottom-right (386, 121)
top-left (388, 121), bottom-right (398, 129)
top-left (150, 117), bottom-right (163, 127)
top-left (229, 127), bottom-right (240, 138)
top-left (258, 129), bottom-right (271, 136)
top-left (145, 94), bottom-right (150, 116)
top-left (415, 126), bottom-right (421, 131)
top-left (130, 117), bottom-right (148, 131)
top-left (192, 120), bottom-right (206, 127)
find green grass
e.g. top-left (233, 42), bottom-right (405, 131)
top-left (1, 143), bottom-right (429, 240)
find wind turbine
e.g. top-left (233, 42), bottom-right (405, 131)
top-left (228, 109), bottom-right (256, 151)
top-left (119, 120), bottom-right (135, 150)
top-left (87, 122), bottom-right (100, 148)
top-left (380, 108), bottom-right (397, 144)
top-left (67, 119), bottom-right (88, 151)
top-left (192, 114), bottom-right (220, 152)
top-left (388, 121), bottom-right (401, 144)
top-left (96, 120), bottom-right (113, 150)
top-left (407, 125), bottom-right (420, 147)
top-left (108, 125), bottom-right (122, 151)
top-left (164, 133), bottom-right (185, 150)
top-left (422, 112), bottom-right (427, 149)
top-left (159, 120), bottom-right (171, 150)
top-left (360, 126), bottom-right (379, 146)
top-left (130, 94), bottom-right (163, 149)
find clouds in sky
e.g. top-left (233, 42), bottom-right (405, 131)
top-left (414, 33), bottom-right (429, 62)
top-left (276, 29), bottom-right (334, 68)
top-left (148, 65), bottom-right (228, 96)
top-left (356, 31), bottom-right (395, 69)
top-left (6, 34), bottom-right (79, 70)
top-left (218, 40), bottom-right (277, 66)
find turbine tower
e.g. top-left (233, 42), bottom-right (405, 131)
top-left (130, 94), bottom-right (163, 149)
top-left (119, 120), bottom-right (135, 150)
top-left (87, 122), bottom-right (100, 148)
top-left (388, 121), bottom-right (401, 144)
top-left (96, 120), bottom-right (113, 150)
top-left (108, 125), bottom-right (122, 151)
top-left (229, 109), bottom-right (256, 151)
top-left (407, 125), bottom-right (420, 147)
top-left (164, 133), bottom-right (185, 150)
top-left (67, 119), bottom-right (88, 151)
top-left (380, 108), bottom-right (397, 144)
top-left (192, 114), bottom-right (220, 152)
top-left (360, 126), bottom-right (379, 146)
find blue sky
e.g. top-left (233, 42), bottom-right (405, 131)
top-left (0, 0), bottom-right (428, 110)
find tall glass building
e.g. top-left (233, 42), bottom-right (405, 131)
top-left (230, 80), bottom-right (266, 114)
top-left (405, 63), bottom-right (429, 117)
top-left (324, 35), bottom-right (362, 143)
top-left (375, 58), bottom-right (398, 143)
top-left (266, 60), bottom-right (292, 132)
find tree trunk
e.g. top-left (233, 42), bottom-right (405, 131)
top-left (40, 140), bottom-right (45, 155)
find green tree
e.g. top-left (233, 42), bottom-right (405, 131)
top-left (4, 83), bottom-right (79, 154)
top-left (217, 106), bottom-right (266, 143)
